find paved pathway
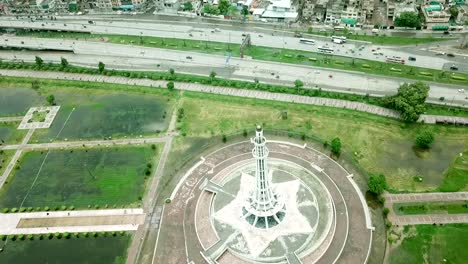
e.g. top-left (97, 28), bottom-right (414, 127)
top-left (0, 128), bottom-right (35, 189)
top-left (0, 116), bottom-right (23, 122)
top-left (126, 95), bottom-right (181, 264)
top-left (0, 136), bottom-right (170, 151)
top-left (2, 70), bottom-right (467, 124)
top-left (0, 208), bottom-right (144, 235)
top-left (384, 192), bottom-right (468, 226)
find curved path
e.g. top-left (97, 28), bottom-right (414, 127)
top-left (153, 140), bottom-right (372, 264)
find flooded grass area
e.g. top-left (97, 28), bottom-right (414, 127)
top-left (30, 88), bottom-right (172, 142)
top-left (0, 87), bottom-right (43, 116)
top-left (0, 234), bottom-right (131, 264)
top-left (0, 145), bottom-right (160, 209)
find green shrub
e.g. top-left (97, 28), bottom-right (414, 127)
top-left (362, 64), bottom-right (371, 68)
top-left (2, 208), bottom-right (9, 213)
top-left (451, 75), bottom-right (466, 80)
top-left (1, 235), bottom-right (6, 241)
top-left (10, 235), bottom-right (17, 241)
top-left (27, 234), bottom-right (34, 240)
top-left (390, 67), bottom-right (402, 72)
top-left (419, 72), bottom-right (433, 76)
top-left (63, 232), bottom-right (71, 239)
top-left (308, 57), bottom-right (317, 61)
top-left (383, 207), bottom-right (390, 217)
top-left (54, 232), bottom-right (62, 239)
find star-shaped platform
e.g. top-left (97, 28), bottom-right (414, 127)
top-left (214, 172), bottom-right (315, 257)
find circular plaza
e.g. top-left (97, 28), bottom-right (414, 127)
top-left (157, 132), bottom-right (373, 264)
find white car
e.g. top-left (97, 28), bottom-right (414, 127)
top-left (459, 89), bottom-right (465, 93)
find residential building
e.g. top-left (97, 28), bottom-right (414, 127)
top-left (259, 0), bottom-right (298, 22)
top-left (422, 3), bottom-right (451, 29)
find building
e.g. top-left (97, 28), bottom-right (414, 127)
top-left (258, 0), bottom-right (298, 22)
top-left (387, 0), bottom-right (417, 22)
top-left (422, 3), bottom-right (451, 29)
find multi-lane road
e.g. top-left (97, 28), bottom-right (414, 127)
top-left (0, 36), bottom-right (467, 106)
top-left (0, 16), bottom-right (466, 71)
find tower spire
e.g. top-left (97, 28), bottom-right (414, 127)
top-left (242, 125), bottom-right (285, 229)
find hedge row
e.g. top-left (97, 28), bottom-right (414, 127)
top-left (0, 231), bottom-right (127, 241)
top-left (2, 204), bottom-right (125, 213)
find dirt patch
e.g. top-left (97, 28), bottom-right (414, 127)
top-left (17, 214), bottom-right (145, 228)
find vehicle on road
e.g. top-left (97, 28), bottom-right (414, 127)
top-left (333, 38), bottom-right (344, 44)
top-left (408, 56), bottom-right (416, 61)
top-left (299, 38), bottom-right (315, 45)
top-left (458, 89), bottom-right (465, 93)
top-left (242, 33), bottom-right (247, 37)
top-left (258, 34), bottom-right (263, 37)
top-left (450, 64), bottom-right (459, 71)
top-left (333, 26), bottom-right (345, 31)
top-left (386, 56), bottom-right (405, 64)
top-left (294, 32), bottom-right (303, 38)
top-left (331, 36), bottom-right (347, 43)
top-left (436, 52), bottom-right (446, 55)
top-left (186, 56), bottom-right (192, 60)
top-left (318, 46), bottom-right (334, 54)
top-left (447, 53), bottom-right (455, 57)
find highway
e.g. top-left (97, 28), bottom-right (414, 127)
top-left (1, 16), bottom-right (465, 72)
top-left (0, 36), bottom-right (467, 106)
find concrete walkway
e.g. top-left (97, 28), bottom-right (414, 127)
top-left (2, 69), bottom-right (467, 124)
top-left (384, 192), bottom-right (468, 226)
top-left (0, 136), bottom-right (170, 151)
top-left (0, 128), bottom-right (35, 189)
top-left (0, 208), bottom-right (144, 235)
top-left (0, 116), bottom-right (23, 122)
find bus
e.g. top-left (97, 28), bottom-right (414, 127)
top-left (317, 46), bottom-right (334, 54)
top-left (299, 38), bottom-right (315, 45)
top-left (333, 26), bottom-right (345, 31)
top-left (331, 35), bottom-right (347, 43)
top-left (385, 56), bottom-right (405, 64)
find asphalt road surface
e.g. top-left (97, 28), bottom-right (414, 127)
top-left (0, 36), bottom-right (466, 107)
top-left (1, 17), bottom-right (466, 72)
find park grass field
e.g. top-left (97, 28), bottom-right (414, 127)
top-left (15, 31), bottom-right (468, 86)
top-left (439, 151), bottom-right (468, 192)
top-left (178, 91), bottom-right (468, 192)
top-left (0, 145), bottom-right (161, 209)
top-left (388, 224), bottom-right (468, 264)
top-left (0, 234), bottom-right (131, 264)
top-left (0, 122), bottom-right (27, 145)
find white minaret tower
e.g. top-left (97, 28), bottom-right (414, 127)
top-left (242, 125), bottom-right (285, 229)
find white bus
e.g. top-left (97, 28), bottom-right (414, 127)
top-left (386, 56), bottom-right (405, 64)
top-left (317, 46), bottom-right (334, 54)
top-left (333, 26), bottom-right (345, 31)
top-left (331, 35), bottom-right (347, 43)
top-left (299, 38), bottom-right (315, 45)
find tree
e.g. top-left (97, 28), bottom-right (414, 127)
top-left (31, 80), bottom-right (40, 90)
top-left (330, 137), bottom-right (341, 155)
top-left (203, 4), bottom-right (220, 15)
top-left (294, 79), bottom-right (304, 90)
top-left (167, 81), bottom-right (175, 91)
top-left (60, 57), bottom-right (68, 68)
top-left (182, 2), bottom-right (193, 11)
top-left (46, 94), bottom-right (55, 105)
top-left (169, 68), bottom-right (175, 76)
top-left (394, 12), bottom-right (421, 28)
top-left (415, 131), bottom-right (434, 149)
top-left (98, 61), bottom-right (105, 73)
top-left (35, 56), bottom-right (43, 67)
top-left (382, 82), bottom-right (429, 122)
top-left (241, 5), bottom-right (249, 21)
top-left (218, 0), bottom-right (230, 16)
top-left (368, 174), bottom-right (387, 195)
top-left (209, 71), bottom-right (217, 81)
top-left (449, 6), bottom-right (459, 20)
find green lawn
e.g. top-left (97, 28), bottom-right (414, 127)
top-left (0, 87), bottom-right (43, 116)
top-left (394, 201), bottom-right (468, 215)
top-left (178, 91), bottom-right (468, 192)
top-left (15, 31), bottom-right (468, 86)
top-left (0, 145), bottom-right (160, 209)
top-left (0, 150), bottom-right (15, 178)
top-left (0, 235), bottom-right (131, 264)
top-left (439, 151), bottom-right (468, 192)
top-left (389, 224), bottom-right (468, 264)
top-left (0, 122), bottom-right (27, 145)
